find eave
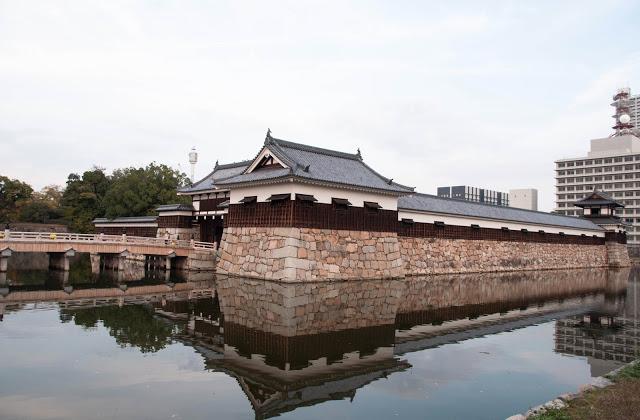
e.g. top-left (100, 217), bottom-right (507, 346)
top-left (221, 175), bottom-right (413, 197)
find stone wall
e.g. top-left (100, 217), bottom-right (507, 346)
top-left (397, 268), bottom-right (629, 315)
top-left (606, 242), bottom-right (632, 268)
top-left (216, 276), bottom-right (404, 336)
top-left (217, 227), bottom-right (404, 281)
top-left (399, 237), bottom-right (609, 275)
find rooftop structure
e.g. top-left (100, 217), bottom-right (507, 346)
top-left (437, 186), bottom-right (509, 206)
top-left (509, 188), bottom-right (538, 211)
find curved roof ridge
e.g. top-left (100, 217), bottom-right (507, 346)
top-left (357, 159), bottom-right (414, 192)
top-left (270, 137), bottom-right (360, 161)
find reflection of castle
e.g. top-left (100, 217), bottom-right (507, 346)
top-left (555, 270), bottom-right (640, 377)
top-left (152, 269), bottom-right (632, 419)
top-left (3, 267), bottom-right (634, 419)
top-left (155, 291), bottom-right (408, 420)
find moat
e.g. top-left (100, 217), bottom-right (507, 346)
top-left (0, 263), bottom-right (638, 420)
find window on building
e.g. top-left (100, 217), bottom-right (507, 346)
top-left (586, 160), bottom-right (593, 165)
top-left (558, 162), bottom-right (566, 168)
top-left (595, 159), bottom-right (603, 164)
top-left (615, 157), bottom-right (622, 163)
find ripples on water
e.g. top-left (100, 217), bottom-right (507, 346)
top-left (0, 258), bottom-right (638, 420)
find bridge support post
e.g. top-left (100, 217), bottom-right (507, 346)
top-left (164, 252), bottom-right (176, 271)
top-left (117, 250), bottom-right (128, 271)
top-left (0, 273), bottom-right (7, 298)
top-left (90, 253), bottom-right (101, 274)
top-left (48, 249), bottom-right (75, 271)
top-left (0, 248), bottom-right (12, 273)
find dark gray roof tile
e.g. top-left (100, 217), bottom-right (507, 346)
top-left (178, 160), bottom-right (251, 194)
top-left (398, 193), bottom-right (603, 231)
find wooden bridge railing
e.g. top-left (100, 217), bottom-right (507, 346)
top-left (0, 231), bottom-right (216, 251)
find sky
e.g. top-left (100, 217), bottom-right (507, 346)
top-left (2, 1), bottom-right (640, 211)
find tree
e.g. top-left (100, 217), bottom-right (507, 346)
top-left (103, 163), bottom-right (190, 219)
top-left (0, 175), bottom-right (33, 223)
top-left (18, 184), bottom-right (65, 224)
top-left (60, 304), bottom-right (180, 353)
top-left (60, 167), bottom-right (111, 232)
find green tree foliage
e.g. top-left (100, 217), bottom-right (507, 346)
top-left (18, 185), bottom-right (65, 224)
top-left (103, 163), bottom-right (190, 219)
top-left (60, 167), bottom-right (112, 232)
top-left (60, 304), bottom-right (180, 353)
top-left (2, 163), bottom-right (189, 232)
top-left (0, 175), bottom-right (34, 222)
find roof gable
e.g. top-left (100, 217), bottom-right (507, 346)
top-left (574, 190), bottom-right (625, 208)
top-left (244, 146), bottom-right (289, 174)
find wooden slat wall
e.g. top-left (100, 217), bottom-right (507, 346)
top-left (398, 221), bottom-right (606, 245)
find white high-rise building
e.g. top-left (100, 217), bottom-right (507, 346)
top-left (554, 88), bottom-right (640, 244)
top-left (509, 189), bottom-right (538, 211)
top-left (629, 92), bottom-right (640, 130)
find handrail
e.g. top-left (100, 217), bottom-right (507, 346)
top-left (0, 231), bottom-right (216, 251)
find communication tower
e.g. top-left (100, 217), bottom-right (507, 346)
top-left (188, 147), bottom-right (198, 182)
top-left (612, 87), bottom-right (635, 136)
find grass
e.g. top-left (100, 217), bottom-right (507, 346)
top-left (528, 361), bottom-right (640, 420)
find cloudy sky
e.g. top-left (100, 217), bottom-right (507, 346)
top-left (2, 1), bottom-right (640, 210)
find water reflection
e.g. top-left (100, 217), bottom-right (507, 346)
top-left (0, 266), bottom-right (637, 420)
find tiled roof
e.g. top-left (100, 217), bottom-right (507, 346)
top-left (398, 193), bottom-right (604, 231)
top-left (155, 204), bottom-right (195, 212)
top-left (574, 190), bottom-right (625, 208)
top-left (216, 135), bottom-right (414, 194)
top-left (178, 160), bottom-right (251, 194)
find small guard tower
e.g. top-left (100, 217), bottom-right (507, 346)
top-left (574, 190), bottom-right (627, 234)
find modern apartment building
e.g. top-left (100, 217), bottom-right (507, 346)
top-left (555, 134), bottom-right (640, 244)
top-left (437, 185), bottom-right (509, 206)
top-left (554, 88), bottom-right (640, 244)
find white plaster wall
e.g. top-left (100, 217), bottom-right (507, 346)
top-left (397, 209), bottom-right (604, 237)
top-left (229, 182), bottom-right (399, 210)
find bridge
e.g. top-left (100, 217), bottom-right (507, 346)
top-left (0, 231), bottom-right (218, 273)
